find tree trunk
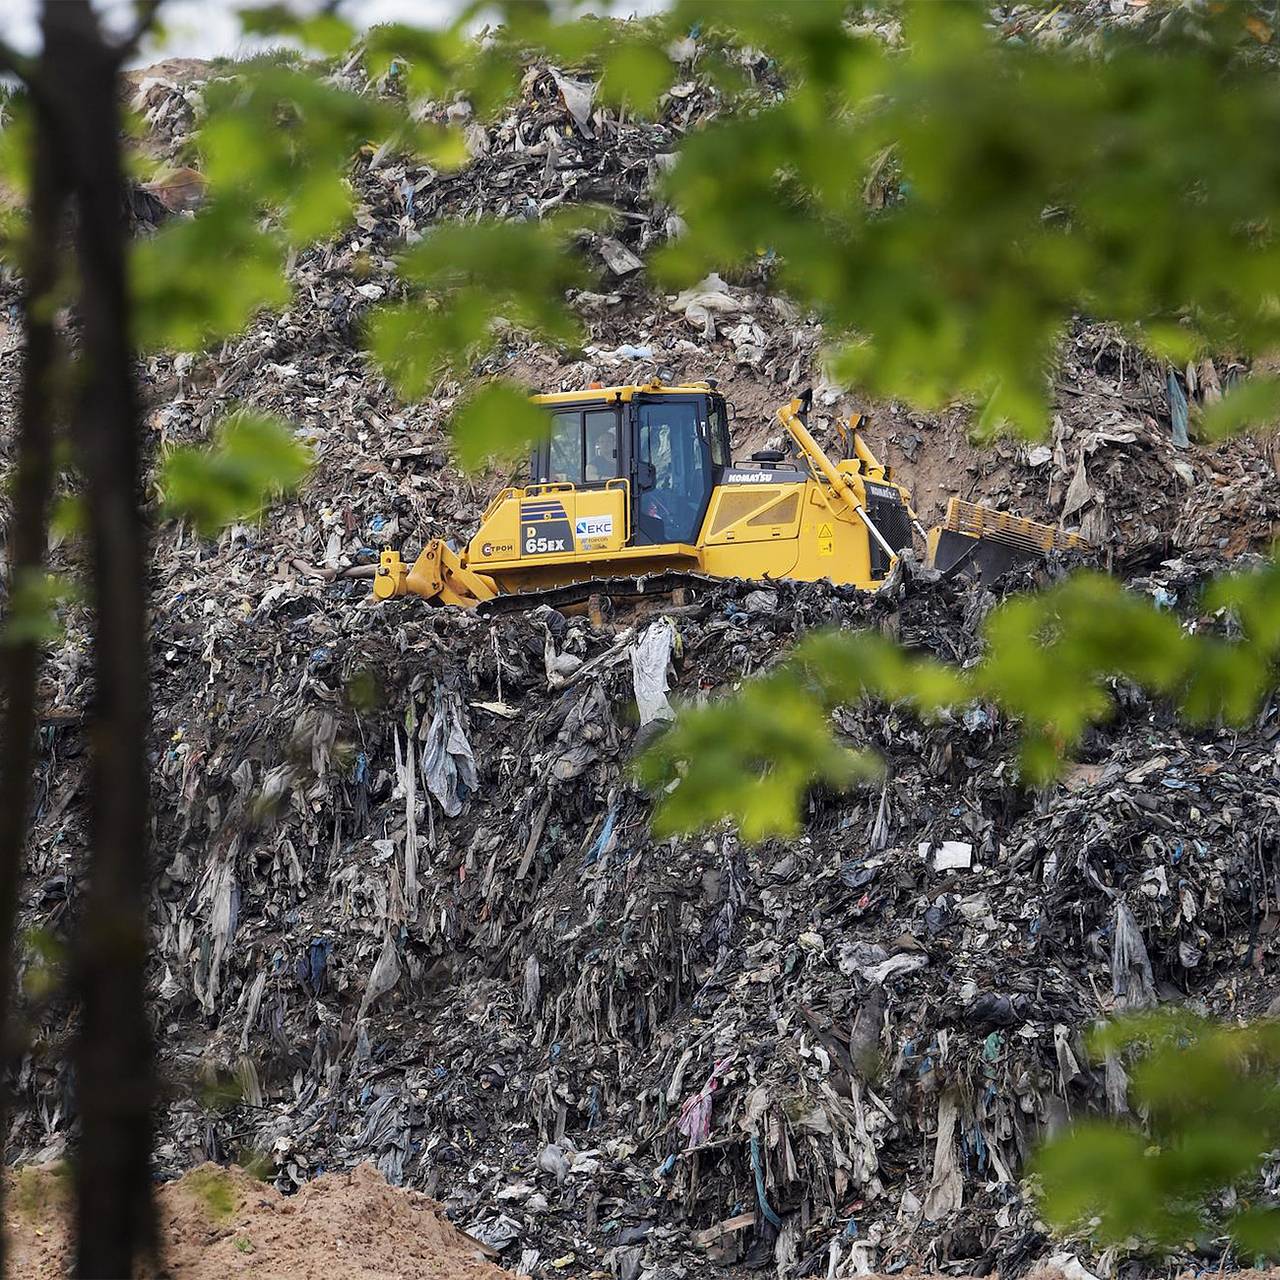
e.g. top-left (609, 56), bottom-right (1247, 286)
top-left (43, 3), bottom-right (156, 1273)
top-left (0, 56), bottom-right (70, 1279)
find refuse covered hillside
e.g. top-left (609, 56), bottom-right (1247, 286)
top-left (3, 35), bottom-right (1280, 1280)
top-left (16, 551), bottom-right (1280, 1278)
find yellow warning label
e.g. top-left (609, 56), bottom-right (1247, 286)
top-left (817, 522), bottom-right (834, 557)
top-left (818, 523), bottom-right (833, 539)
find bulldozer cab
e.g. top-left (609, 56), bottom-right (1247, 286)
top-left (529, 387), bottom-right (731, 548)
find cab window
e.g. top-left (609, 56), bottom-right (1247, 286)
top-left (636, 400), bottom-right (709, 544)
top-left (707, 398), bottom-right (731, 468)
top-left (583, 410), bottom-right (619, 483)
top-left (544, 407), bottom-right (620, 485)
top-left (548, 411), bottom-right (580, 483)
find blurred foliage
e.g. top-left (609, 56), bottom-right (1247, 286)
top-left (134, 63), bottom-right (426, 353)
top-left (344, 667), bottom-right (382, 715)
top-left (449, 381), bottom-right (554, 471)
top-left (1201, 377), bottom-right (1280, 439)
top-left (11, 1164), bottom-right (68, 1223)
top-left (368, 215), bottom-right (588, 412)
top-left (647, 0), bottom-right (1280, 438)
top-left (158, 409), bottom-right (310, 536)
top-left (20, 926), bottom-right (67, 1003)
top-left (1036, 1013), bottom-right (1280, 1256)
top-left (635, 654), bottom-right (882, 840)
top-left (132, 200), bottom-right (292, 352)
top-left (640, 566), bottom-right (1280, 835)
top-left (0, 570), bottom-right (77, 648)
top-left (196, 1067), bottom-right (246, 1113)
top-left (234, 1147), bottom-right (275, 1182)
top-left (0, 90), bottom-right (33, 207)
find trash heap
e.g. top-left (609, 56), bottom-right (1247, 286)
top-left (3, 35), bottom-right (1280, 1280)
top-left (118, 59), bottom-right (1280, 602)
top-left (13, 548), bottom-right (1280, 1279)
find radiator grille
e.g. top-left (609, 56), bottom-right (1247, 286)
top-left (710, 488), bottom-right (783, 535)
top-left (865, 494), bottom-right (913, 576)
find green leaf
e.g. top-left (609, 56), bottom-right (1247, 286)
top-left (449, 381), bottom-right (552, 472)
top-left (408, 124), bottom-right (470, 171)
top-left (1035, 1122), bottom-right (1155, 1240)
top-left (367, 296), bottom-right (495, 399)
top-left (196, 66), bottom-right (400, 249)
top-left (160, 409), bottom-right (311, 536)
top-left (636, 555), bottom-right (1280, 831)
top-left (368, 219), bottom-right (588, 395)
top-left (49, 494), bottom-right (84, 542)
top-left (285, 168), bottom-right (352, 245)
top-left (792, 629), bottom-right (967, 711)
top-left (132, 199), bottom-right (290, 351)
top-left (1199, 377), bottom-right (1280, 439)
top-left (237, 5), bottom-right (355, 56)
top-left (1037, 1013), bottom-right (1280, 1250)
top-left (1, 570), bottom-right (77, 647)
top-left (600, 42), bottom-right (674, 116)
top-left (1231, 1206), bottom-right (1280, 1257)
top-left (635, 666), bottom-right (881, 841)
top-left (0, 93), bottom-right (33, 204)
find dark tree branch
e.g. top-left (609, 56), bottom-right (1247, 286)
top-left (37, 0), bottom-right (156, 1273)
top-left (0, 61), bottom-right (69, 1280)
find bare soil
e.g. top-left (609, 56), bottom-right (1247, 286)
top-left (5, 1162), bottom-right (516, 1280)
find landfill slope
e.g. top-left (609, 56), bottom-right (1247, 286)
top-left (1, 36), bottom-right (1280, 1280)
top-left (15, 554), bottom-right (1280, 1277)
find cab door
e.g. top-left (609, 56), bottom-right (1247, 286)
top-left (633, 396), bottom-right (713, 545)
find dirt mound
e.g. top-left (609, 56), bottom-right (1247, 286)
top-left (6, 1161), bottom-right (513, 1280)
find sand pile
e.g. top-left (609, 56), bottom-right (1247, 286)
top-left (5, 1161), bottom-right (514, 1280)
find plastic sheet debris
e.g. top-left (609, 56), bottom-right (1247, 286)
top-left (630, 619), bottom-right (675, 727)
top-left (925, 839), bottom-right (973, 871)
top-left (421, 688), bottom-right (479, 818)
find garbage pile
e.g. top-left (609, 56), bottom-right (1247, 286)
top-left (12, 545), bottom-right (1280, 1278)
top-left (3, 36), bottom-right (1280, 1280)
top-left (118, 56), bottom-right (1280, 596)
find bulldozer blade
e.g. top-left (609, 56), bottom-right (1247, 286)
top-left (931, 529), bottom-right (1043, 586)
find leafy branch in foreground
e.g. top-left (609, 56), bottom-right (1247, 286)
top-left (637, 564), bottom-right (1280, 836)
top-left (158, 410), bottom-right (311, 536)
top-left (153, 1), bottom-right (1280, 469)
top-left (652, 0), bottom-right (1280, 437)
top-left (1036, 1013), bottom-right (1280, 1258)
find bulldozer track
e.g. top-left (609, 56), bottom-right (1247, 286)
top-left (475, 570), bottom-right (722, 619)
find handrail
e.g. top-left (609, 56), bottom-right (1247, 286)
top-left (605, 477), bottom-right (632, 544)
top-left (480, 486), bottom-right (520, 521)
top-left (524, 481), bottom-right (577, 497)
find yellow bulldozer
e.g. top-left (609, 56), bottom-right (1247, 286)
top-left (373, 381), bottom-right (1086, 612)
